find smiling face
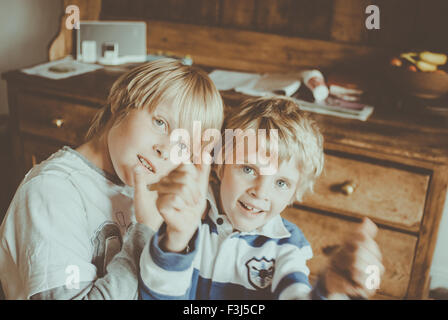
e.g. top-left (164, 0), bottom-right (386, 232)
top-left (219, 152), bottom-right (300, 232)
top-left (107, 99), bottom-right (186, 187)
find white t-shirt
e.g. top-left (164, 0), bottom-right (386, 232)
top-left (0, 146), bottom-right (138, 299)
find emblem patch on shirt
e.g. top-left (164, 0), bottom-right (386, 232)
top-left (245, 257), bottom-right (275, 289)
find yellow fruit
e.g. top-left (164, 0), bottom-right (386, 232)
top-left (416, 60), bottom-right (437, 72)
top-left (419, 51), bottom-right (447, 66)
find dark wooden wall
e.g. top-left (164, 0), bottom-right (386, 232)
top-left (100, 0), bottom-right (448, 52)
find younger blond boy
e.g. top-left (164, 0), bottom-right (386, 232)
top-left (138, 96), bottom-right (384, 300)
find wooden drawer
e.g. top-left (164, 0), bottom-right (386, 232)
top-left (282, 207), bottom-right (418, 298)
top-left (17, 92), bottom-right (99, 145)
top-left (22, 136), bottom-right (64, 170)
top-left (301, 152), bottom-right (430, 232)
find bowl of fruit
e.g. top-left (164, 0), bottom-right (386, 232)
top-left (387, 51), bottom-right (448, 99)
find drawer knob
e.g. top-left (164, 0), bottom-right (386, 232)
top-left (322, 244), bottom-right (340, 256)
top-left (52, 118), bottom-right (64, 128)
top-left (340, 180), bottom-right (356, 195)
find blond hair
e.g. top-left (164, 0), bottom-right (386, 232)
top-left (213, 96), bottom-right (324, 202)
top-left (86, 58), bottom-right (224, 140)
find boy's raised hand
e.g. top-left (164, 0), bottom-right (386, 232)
top-left (322, 218), bottom-right (385, 299)
top-left (133, 165), bottom-right (163, 231)
top-left (150, 153), bottom-right (212, 253)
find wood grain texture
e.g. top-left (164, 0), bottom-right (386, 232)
top-left (99, 0), bottom-right (446, 50)
top-left (6, 85), bottom-right (26, 190)
top-left (407, 166), bottom-right (448, 298)
top-left (366, 0), bottom-right (419, 49)
top-left (101, 0), bottom-right (219, 25)
top-left (282, 207), bottom-right (418, 298)
top-left (17, 92), bottom-right (98, 145)
top-left (301, 153), bottom-right (430, 232)
top-left (145, 19), bottom-right (389, 73)
top-left (411, 0), bottom-right (448, 52)
top-left (220, 0), bottom-right (257, 29)
top-left (22, 136), bottom-right (65, 170)
top-left (331, 0), bottom-right (371, 43)
top-left (3, 69), bottom-right (448, 165)
top-left (286, 0), bottom-right (334, 40)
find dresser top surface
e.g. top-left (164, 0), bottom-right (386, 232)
top-left (4, 67), bottom-right (448, 165)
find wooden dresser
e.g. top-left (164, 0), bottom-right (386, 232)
top-left (4, 64), bottom-right (448, 299)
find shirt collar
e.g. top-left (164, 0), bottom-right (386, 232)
top-left (205, 185), bottom-right (291, 239)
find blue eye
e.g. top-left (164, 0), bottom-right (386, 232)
top-left (276, 179), bottom-right (288, 189)
top-left (154, 118), bottom-right (167, 130)
top-left (243, 166), bottom-right (255, 175)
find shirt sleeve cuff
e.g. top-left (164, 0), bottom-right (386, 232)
top-left (149, 223), bottom-right (200, 272)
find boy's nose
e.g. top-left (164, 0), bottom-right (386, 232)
top-left (249, 182), bottom-right (270, 202)
top-left (153, 144), bottom-right (169, 160)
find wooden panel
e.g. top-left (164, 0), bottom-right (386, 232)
top-left (255, 0), bottom-right (291, 35)
top-left (366, 0), bottom-right (419, 49)
top-left (17, 92), bottom-right (98, 146)
top-left (331, 0), bottom-right (371, 43)
top-left (219, 89), bottom-right (448, 165)
top-left (22, 136), bottom-right (64, 172)
top-left (411, 0), bottom-right (448, 52)
top-left (301, 153), bottom-right (430, 232)
top-left (145, 19), bottom-right (389, 73)
top-left (282, 0), bottom-right (333, 40)
top-left (282, 207), bottom-right (418, 298)
top-left (407, 167), bottom-right (448, 298)
top-left (101, 0), bottom-right (219, 25)
top-left (220, 0), bottom-right (256, 29)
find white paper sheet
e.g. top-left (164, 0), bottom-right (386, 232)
top-left (209, 69), bottom-right (301, 96)
top-left (22, 57), bottom-right (103, 80)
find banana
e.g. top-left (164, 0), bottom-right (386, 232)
top-left (400, 52), bottom-right (418, 64)
top-left (399, 51), bottom-right (440, 72)
top-left (416, 60), bottom-right (437, 72)
top-left (419, 51), bottom-right (447, 66)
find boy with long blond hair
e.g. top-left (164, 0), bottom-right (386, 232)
top-left (0, 58), bottom-right (224, 299)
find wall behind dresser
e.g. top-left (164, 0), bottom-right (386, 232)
top-left (100, 0), bottom-right (448, 52)
top-left (0, 0), bottom-right (63, 115)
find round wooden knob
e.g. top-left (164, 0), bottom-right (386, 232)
top-left (340, 180), bottom-right (356, 195)
top-left (52, 118), bottom-right (64, 128)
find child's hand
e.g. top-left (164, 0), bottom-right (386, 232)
top-left (323, 218), bottom-right (385, 299)
top-left (133, 165), bottom-right (163, 231)
top-left (150, 154), bottom-right (211, 252)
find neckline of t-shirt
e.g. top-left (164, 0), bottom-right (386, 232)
top-left (61, 146), bottom-right (125, 187)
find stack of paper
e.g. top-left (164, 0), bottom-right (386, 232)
top-left (209, 70), bottom-right (301, 97)
top-left (209, 69), bottom-right (374, 121)
top-left (292, 98), bottom-right (374, 121)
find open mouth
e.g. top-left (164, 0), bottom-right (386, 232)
top-left (137, 154), bottom-right (156, 173)
top-left (238, 200), bottom-right (265, 215)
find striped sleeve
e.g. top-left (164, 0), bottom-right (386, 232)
top-left (139, 224), bottom-right (200, 300)
top-left (271, 220), bottom-right (327, 300)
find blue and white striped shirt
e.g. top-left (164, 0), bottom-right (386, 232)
top-left (139, 186), bottom-right (326, 300)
